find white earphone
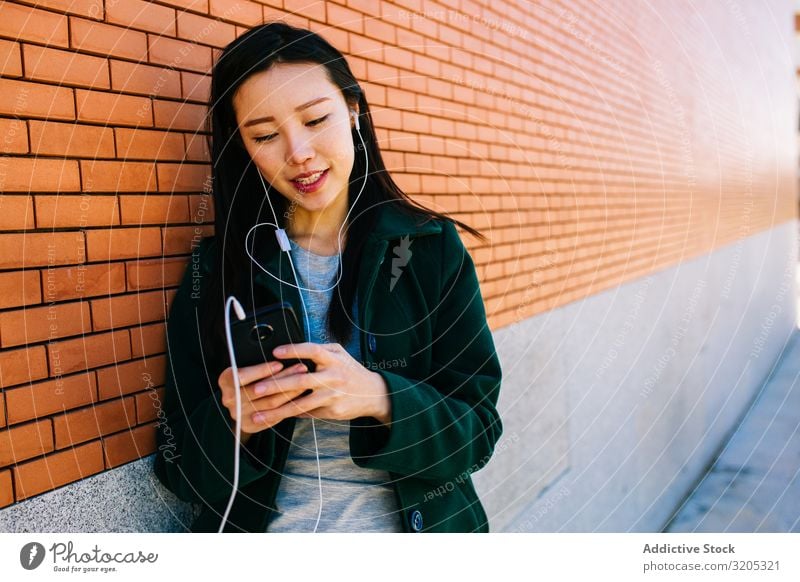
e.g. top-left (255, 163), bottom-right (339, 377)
top-left (220, 108), bottom-right (367, 533)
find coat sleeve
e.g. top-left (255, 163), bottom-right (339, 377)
top-left (153, 238), bottom-right (275, 504)
top-left (349, 221), bottom-right (503, 481)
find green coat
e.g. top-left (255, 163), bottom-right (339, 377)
top-left (153, 203), bottom-right (503, 532)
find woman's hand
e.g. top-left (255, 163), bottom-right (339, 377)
top-left (217, 360), bottom-right (311, 441)
top-left (246, 342), bottom-right (392, 430)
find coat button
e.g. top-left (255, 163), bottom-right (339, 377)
top-left (368, 333), bottom-right (377, 353)
top-left (409, 510), bottom-right (423, 532)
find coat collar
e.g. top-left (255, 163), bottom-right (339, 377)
top-left (202, 202), bottom-right (443, 324)
top-left (368, 201), bottom-right (442, 240)
top-left (201, 201), bottom-right (442, 275)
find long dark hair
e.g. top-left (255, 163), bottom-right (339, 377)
top-left (201, 21), bottom-right (485, 356)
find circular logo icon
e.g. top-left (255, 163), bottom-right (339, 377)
top-left (19, 542), bottom-right (46, 570)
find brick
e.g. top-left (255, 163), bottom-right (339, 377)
top-left (0, 301), bottom-right (91, 347)
top-left (363, 15), bottom-right (395, 43)
top-left (70, 18), bottom-right (148, 61)
top-left (189, 193), bottom-right (214, 223)
top-left (308, 20), bottom-right (348, 52)
top-left (177, 11), bottom-right (237, 48)
top-left (153, 100), bottom-right (207, 132)
top-left (0, 346), bottom-right (48, 388)
top-left (181, 71), bottom-right (211, 103)
top-left (35, 195), bottom-right (119, 229)
top-left (348, 33), bottom-right (383, 60)
top-left (0, 470), bottom-right (11, 507)
top-left (90, 290), bottom-right (166, 331)
top-left (13, 440), bottom-right (104, 501)
top-left (115, 128), bottom-right (185, 161)
top-left (0, 39), bottom-right (21, 77)
top-left (29, 120), bottom-right (114, 158)
top-left (327, 3), bottom-right (363, 34)
top-left (283, 0), bottom-right (325, 22)
top-left (16, 0), bottom-right (103, 19)
top-left (0, 3), bottom-right (69, 48)
top-left (42, 263), bottom-right (126, 302)
top-left (135, 386), bottom-right (165, 423)
top-left (0, 157), bottom-right (81, 193)
top-left (103, 422), bottom-right (156, 468)
top-left (209, 0), bottom-right (263, 27)
top-left (130, 322), bottom-right (167, 358)
top-left (47, 330), bottom-right (131, 375)
top-left (6, 372), bottom-right (96, 425)
top-left (162, 225), bottom-right (213, 254)
top-left (85, 227), bottom-right (163, 261)
top-left (79, 161), bottom-right (158, 193)
top-left (106, 0), bottom-right (176, 36)
top-left (96, 355), bottom-right (166, 400)
top-left (158, 0), bottom-right (208, 11)
top-left (157, 163), bottom-right (211, 192)
top-left (22, 44), bottom-right (110, 89)
top-left (0, 420), bottom-right (54, 467)
top-left (53, 397), bottom-right (136, 448)
top-left (383, 45), bottom-right (414, 70)
top-left (0, 270), bottom-right (40, 310)
top-left (347, 0), bottom-right (381, 17)
top-left (0, 396), bottom-right (4, 428)
top-left (0, 232), bottom-right (85, 269)
top-left (366, 60), bottom-right (399, 86)
top-left (127, 257), bottom-right (188, 291)
top-left (0, 79), bottom-right (74, 120)
top-left (75, 90), bottom-right (153, 126)
top-left (110, 60), bottom-right (182, 100)
top-left (0, 118), bottom-right (28, 154)
top-left (120, 194), bottom-right (190, 225)
top-left (148, 36), bottom-right (213, 74)
top-left (0, 196), bottom-right (34, 230)
top-left (184, 132), bottom-right (210, 161)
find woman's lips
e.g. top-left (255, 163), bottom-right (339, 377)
top-left (290, 169), bottom-right (328, 193)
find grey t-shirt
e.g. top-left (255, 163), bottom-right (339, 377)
top-left (266, 238), bottom-right (402, 532)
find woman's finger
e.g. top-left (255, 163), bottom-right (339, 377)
top-left (272, 342), bottom-right (337, 367)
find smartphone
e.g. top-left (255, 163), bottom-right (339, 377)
top-left (230, 302), bottom-right (316, 373)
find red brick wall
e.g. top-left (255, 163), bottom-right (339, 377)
top-left (0, 1), bottom-right (796, 507)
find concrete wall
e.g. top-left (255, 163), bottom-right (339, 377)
top-left (477, 221), bottom-right (798, 531)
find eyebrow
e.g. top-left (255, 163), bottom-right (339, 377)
top-left (242, 97), bottom-right (332, 128)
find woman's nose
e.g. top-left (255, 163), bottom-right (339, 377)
top-left (285, 131), bottom-right (314, 165)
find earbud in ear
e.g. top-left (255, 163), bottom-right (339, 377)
top-left (351, 110), bottom-right (360, 131)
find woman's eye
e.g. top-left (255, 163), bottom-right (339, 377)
top-left (253, 115), bottom-right (329, 144)
top-left (308, 114), bottom-right (329, 126)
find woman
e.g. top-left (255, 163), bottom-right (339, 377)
top-left (154, 21), bottom-right (503, 533)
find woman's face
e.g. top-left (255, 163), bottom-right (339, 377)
top-left (232, 61), bottom-right (358, 221)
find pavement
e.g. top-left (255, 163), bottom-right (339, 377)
top-left (664, 251), bottom-right (800, 532)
